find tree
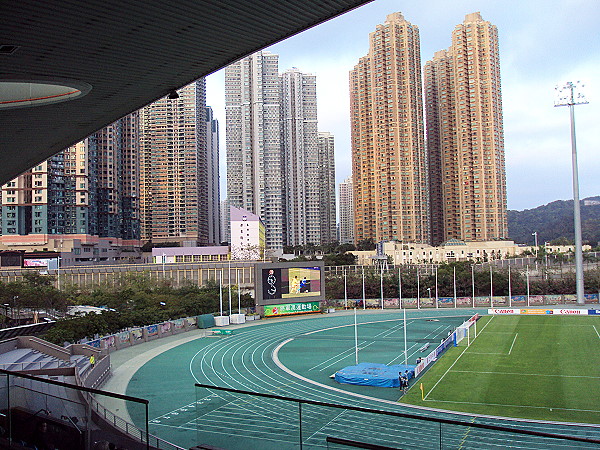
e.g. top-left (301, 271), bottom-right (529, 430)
top-left (356, 238), bottom-right (376, 251)
top-left (323, 252), bottom-right (356, 266)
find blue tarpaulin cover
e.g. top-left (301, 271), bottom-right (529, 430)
top-left (334, 363), bottom-right (416, 388)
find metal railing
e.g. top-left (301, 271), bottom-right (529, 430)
top-left (195, 383), bottom-right (600, 449)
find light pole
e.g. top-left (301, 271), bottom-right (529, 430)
top-left (162, 253), bottom-right (166, 278)
top-left (532, 232), bottom-right (538, 271)
top-left (555, 81), bottom-right (588, 305)
top-left (471, 264), bottom-right (475, 308)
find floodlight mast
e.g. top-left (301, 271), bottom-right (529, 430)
top-left (554, 81), bottom-right (588, 305)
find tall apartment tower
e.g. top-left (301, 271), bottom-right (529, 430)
top-left (350, 12), bottom-right (429, 245)
top-left (96, 113), bottom-right (140, 240)
top-left (1, 114), bottom-right (139, 240)
top-left (425, 12), bottom-right (507, 243)
top-left (139, 79), bottom-right (211, 246)
top-left (339, 176), bottom-right (355, 244)
top-left (280, 68), bottom-right (320, 246)
top-left (206, 106), bottom-right (221, 245)
top-left (317, 132), bottom-right (337, 244)
top-left (226, 51), bottom-right (284, 251)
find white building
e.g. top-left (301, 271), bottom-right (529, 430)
top-left (229, 206), bottom-right (265, 260)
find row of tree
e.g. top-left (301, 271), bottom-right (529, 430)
top-left (0, 272), bottom-right (253, 345)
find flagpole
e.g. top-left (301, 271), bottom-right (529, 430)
top-left (417, 268), bottom-right (420, 309)
top-left (228, 260), bottom-right (232, 316)
top-left (435, 266), bottom-right (439, 309)
top-left (362, 266), bottom-right (366, 310)
top-left (453, 266), bottom-right (457, 308)
top-left (237, 267), bottom-right (241, 314)
top-left (508, 265), bottom-right (512, 307)
top-left (354, 307), bottom-right (359, 365)
top-left (344, 268), bottom-right (348, 310)
top-left (403, 307), bottom-right (408, 366)
top-left (219, 271), bottom-right (223, 317)
top-left (398, 267), bottom-right (402, 309)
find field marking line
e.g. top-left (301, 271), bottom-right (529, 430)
top-left (594, 325), bottom-right (600, 340)
top-left (305, 408), bottom-right (348, 443)
top-left (151, 421), bottom-right (299, 446)
top-left (467, 352), bottom-right (506, 355)
top-left (422, 398), bottom-right (600, 414)
top-left (450, 370), bottom-right (600, 379)
top-left (424, 316), bottom-right (495, 401)
top-left (457, 416), bottom-right (476, 450)
top-left (508, 333), bottom-right (518, 355)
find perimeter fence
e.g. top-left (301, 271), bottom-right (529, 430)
top-left (194, 383), bottom-right (600, 450)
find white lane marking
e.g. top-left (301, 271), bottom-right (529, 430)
top-left (508, 333), bottom-right (518, 355)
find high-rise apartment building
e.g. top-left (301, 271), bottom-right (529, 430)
top-left (425, 12), bottom-right (507, 243)
top-left (1, 114), bottom-right (139, 241)
top-left (339, 176), bottom-right (355, 244)
top-left (226, 51), bottom-right (284, 251)
top-left (317, 132), bottom-right (337, 244)
top-left (280, 68), bottom-right (320, 246)
top-left (350, 12), bottom-right (429, 245)
top-left (206, 106), bottom-right (221, 245)
top-left (139, 79), bottom-right (216, 246)
top-left (227, 53), bottom-right (335, 249)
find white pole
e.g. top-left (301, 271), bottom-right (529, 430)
top-left (508, 265), bottom-right (512, 307)
top-left (219, 271), bottom-right (223, 317)
top-left (471, 264), bottom-right (475, 308)
top-left (380, 265), bottom-right (384, 310)
top-left (417, 268), bottom-right (420, 309)
top-left (362, 266), bottom-right (366, 310)
top-left (435, 266), bottom-right (439, 309)
top-left (354, 307), bottom-right (359, 365)
top-left (228, 260), bottom-right (232, 316)
top-left (453, 266), bottom-right (457, 308)
top-left (526, 266), bottom-right (530, 306)
top-left (403, 307), bottom-right (408, 366)
top-left (344, 268), bottom-right (348, 309)
top-left (237, 268), bottom-right (241, 314)
top-left (490, 265), bottom-right (493, 308)
top-left (398, 267), bottom-right (402, 309)
top-left (162, 253), bottom-right (165, 278)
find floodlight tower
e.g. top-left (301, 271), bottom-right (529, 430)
top-left (554, 81), bottom-right (588, 305)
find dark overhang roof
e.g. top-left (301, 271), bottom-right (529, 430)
top-left (0, 0), bottom-right (372, 184)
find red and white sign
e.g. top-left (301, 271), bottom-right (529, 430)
top-left (488, 309), bottom-right (519, 315)
top-left (553, 309), bottom-right (586, 315)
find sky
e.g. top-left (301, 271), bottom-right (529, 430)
top-left (206, 0), bottom-right (599, 212)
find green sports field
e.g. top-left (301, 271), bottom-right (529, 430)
top-left (403, 314), bottom-right (600, 424)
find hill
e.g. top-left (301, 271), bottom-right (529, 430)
top-left (508, 196), bottom-right (600, 246)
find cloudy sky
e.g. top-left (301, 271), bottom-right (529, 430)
top-left (206, 0), bottom-right (599, 212)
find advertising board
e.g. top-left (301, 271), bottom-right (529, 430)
top-left (263, 301), bottom-right (320, 317)
top-left (255, 262), bottom-right (325, 306)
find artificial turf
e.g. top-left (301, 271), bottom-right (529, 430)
top-left (402, 314), bottom-right (600, 424)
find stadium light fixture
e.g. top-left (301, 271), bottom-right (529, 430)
top-left (554, 80), bottom-right (588, 305)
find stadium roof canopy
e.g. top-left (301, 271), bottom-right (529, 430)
top-left (0, 0), bottom-right (372, 184)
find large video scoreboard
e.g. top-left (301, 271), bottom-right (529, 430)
top-left (254, 262), bottom-right (325, 316)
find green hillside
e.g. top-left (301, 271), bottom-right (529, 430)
top-left (508, 196), bottom-right (600, 245)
